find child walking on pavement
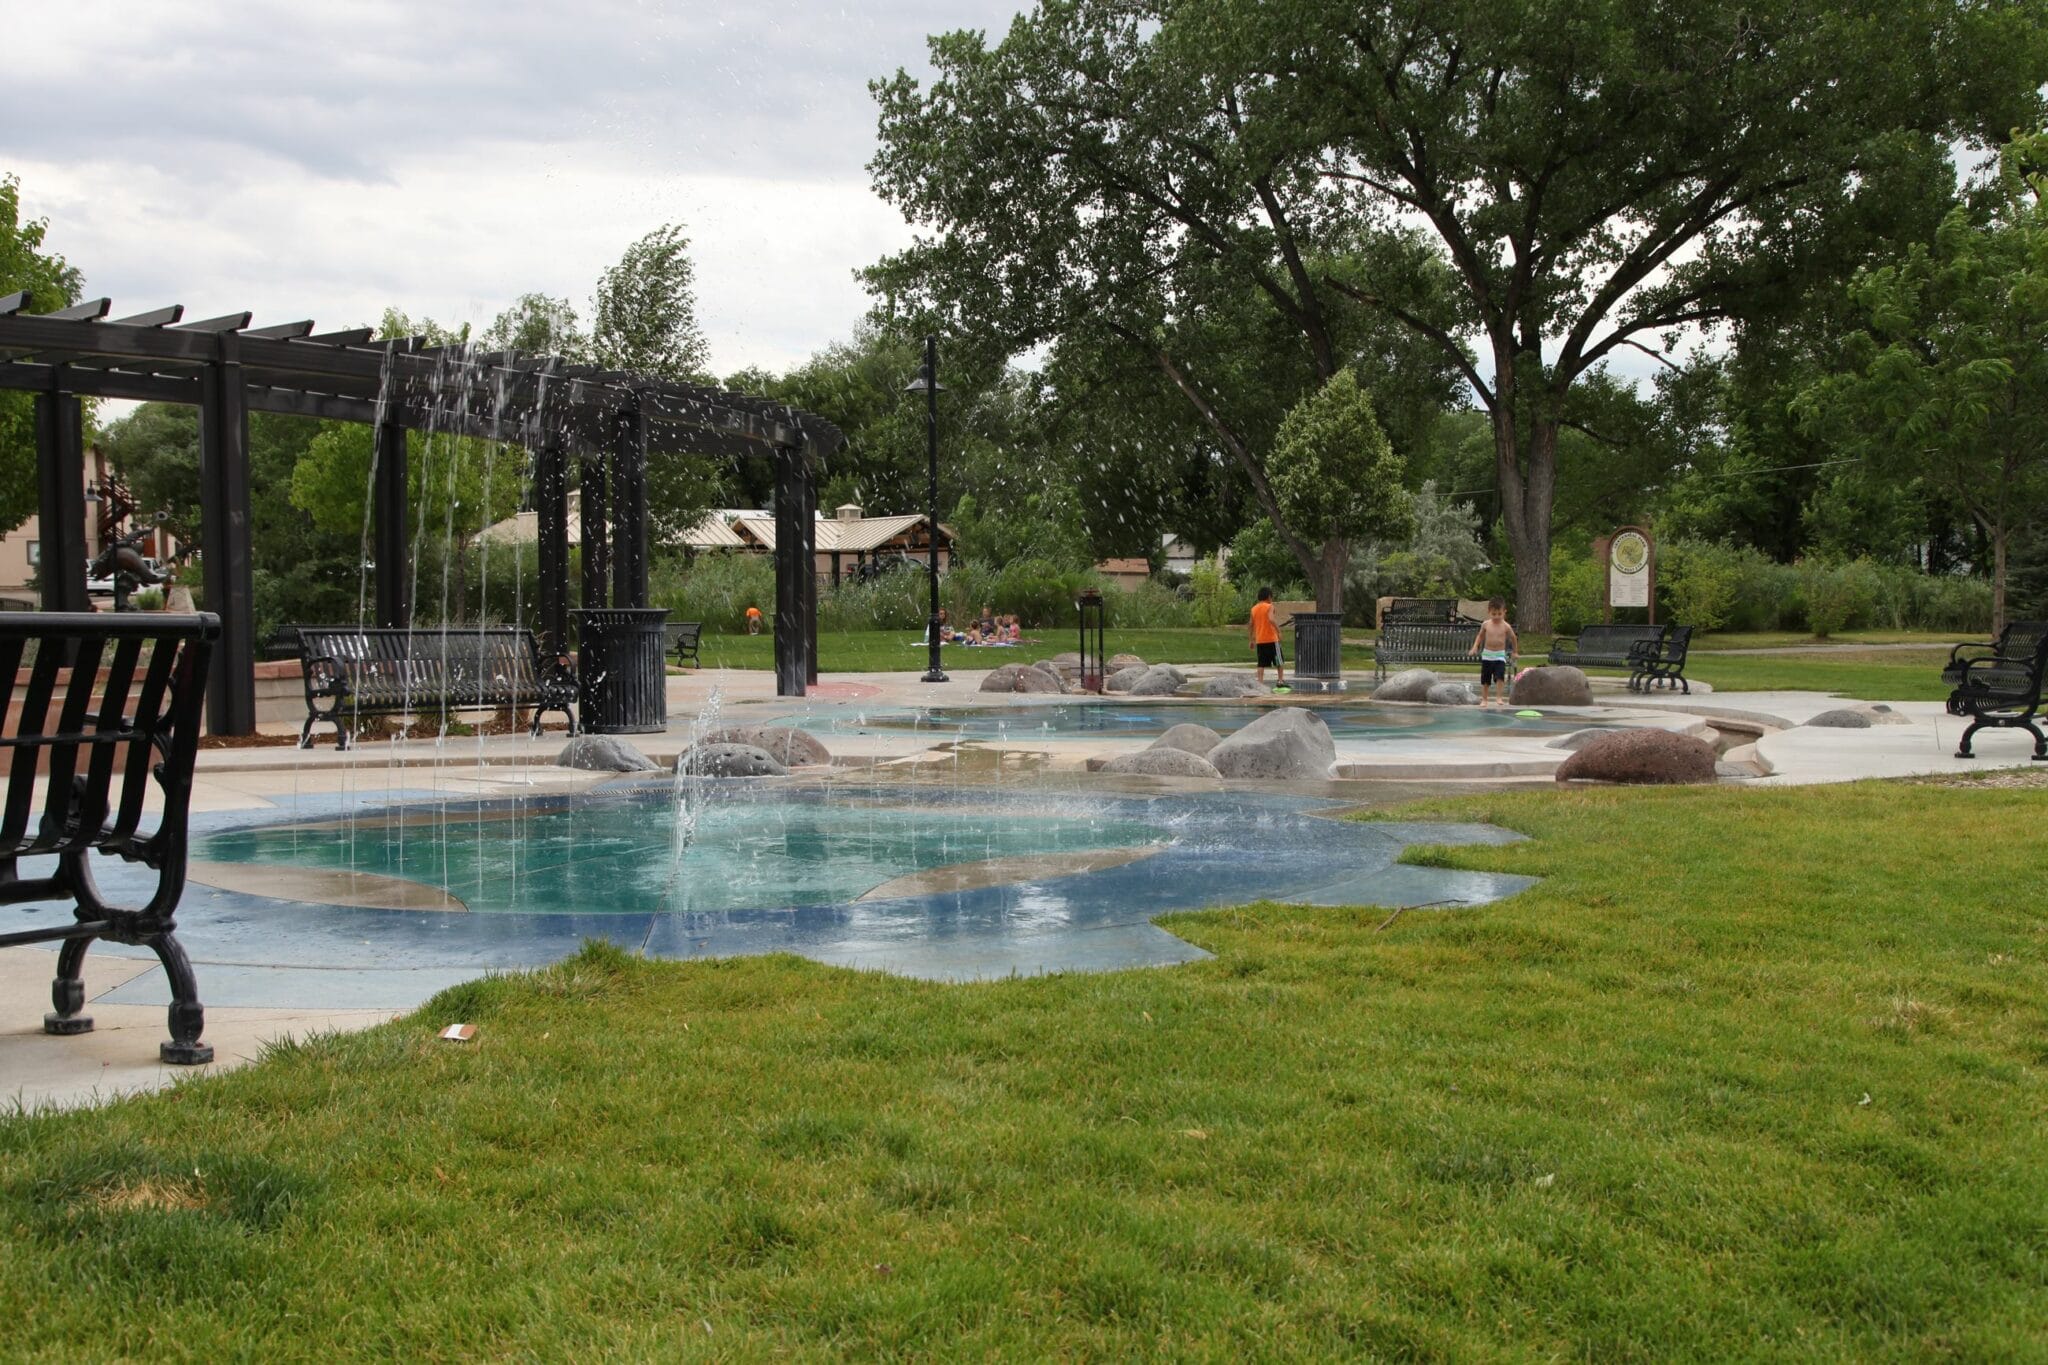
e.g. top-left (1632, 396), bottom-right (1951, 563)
top-left (1249, 586), bottom-right (1288, 691)
top-left (1466, 597), bottom-right (1519, 706)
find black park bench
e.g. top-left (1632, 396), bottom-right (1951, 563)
top-left (2, 612), bottom-right (219, 1064)
top-left (1941, 620), bottom-right (2046, 689)
top-left (666, 621), bottom-right (703, 668)
top-left (294, 625), bottom-right (577, 750)
top-left (1947, 623), bottom-right (2048, 761)
top-left (1549, 624), bottom-right (1693, 694)
top-left (1374, 621), bottom-right (1482, 680)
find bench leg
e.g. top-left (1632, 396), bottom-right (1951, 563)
top-left (149, 933), bottom-right (213, 1066)
top-left (43, 936), bottom-right (94, 1036)
top-left (1955, 716), bottom-right (1985, 758)
top-left (297, 714), bottom-right (317, 749)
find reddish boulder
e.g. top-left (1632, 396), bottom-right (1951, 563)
top-left (1555, 728), bottom-right (1718, 785)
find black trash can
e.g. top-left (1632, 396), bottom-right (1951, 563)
top-left (573, 607), bottom-right (670, 734)
top-left (1290, 611), bottom-right (1346, 693)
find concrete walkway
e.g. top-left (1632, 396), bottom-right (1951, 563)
top-left (8, 659), bottom-right (2039, 1112)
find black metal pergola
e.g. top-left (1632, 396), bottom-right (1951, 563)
top-left (0, 291), bottom-right (841, 733)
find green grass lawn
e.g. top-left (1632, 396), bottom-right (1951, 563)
top-left (4, 779), bottom-right (2044, 1357)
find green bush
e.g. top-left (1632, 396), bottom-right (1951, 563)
top-left (1798, 559), bottom-right (1882, 638)
top-left (1547, 546), bottom-right (1607, 635)
top-left (651, 551), bottom-right (776, 633)
top-left (1190, 557), bottom-right (1247, 627)
top-left (1658, 540), bottom-right (1742, 632)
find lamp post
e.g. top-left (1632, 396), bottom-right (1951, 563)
top-left (905, 335), bottom-right (948, 683)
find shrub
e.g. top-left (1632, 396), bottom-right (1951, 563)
top-left (1190, 557), bottom-right (1246, 627)
top-left (1658, 539), bottom-right (1742, 632)
top-left (1798, 559), bottom-right (1882, 638)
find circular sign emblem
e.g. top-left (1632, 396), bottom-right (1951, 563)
top-left (1611, 531), bottom-right (1649, 575)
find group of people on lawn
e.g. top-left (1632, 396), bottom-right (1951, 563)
top-left (933, 606), bottom-right (1023, 646)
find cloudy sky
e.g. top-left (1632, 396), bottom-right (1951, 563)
top-left (3, 0), bottom-right (1027, 377)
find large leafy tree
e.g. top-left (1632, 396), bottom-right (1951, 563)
top-left (0, 175), bottom-right (84, 532)
top-left (1266, 370), bottom-right (1413, 600)
top-left (870, 13), bottom-right (1464, 611)
top-left (873, 0), bottom-right (2045, 628)
top-left (1797, 134), bottom-right (2048, 631)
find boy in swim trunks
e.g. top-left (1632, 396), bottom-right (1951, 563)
top-left (1466, 597), bottom-right (1518, 706)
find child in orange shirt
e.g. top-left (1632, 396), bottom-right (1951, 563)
top-left (1248, 586), bottom-right (1286, 688)
top-left (744, 605), bottom-right (763, 635)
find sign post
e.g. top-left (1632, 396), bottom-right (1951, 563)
top-left (1604, 526), bottom-right (1655, 624)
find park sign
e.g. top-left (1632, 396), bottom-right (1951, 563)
top-left (1604, 526), bottom-right (1655, 623)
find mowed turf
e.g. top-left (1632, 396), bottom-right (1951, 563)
top-left (4, 780), bottom-right (2044, 1358)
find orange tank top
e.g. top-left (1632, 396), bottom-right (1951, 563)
top-left (1250, 601), bottom-right (1279, 644)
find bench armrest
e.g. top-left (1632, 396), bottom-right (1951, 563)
top-left (303, 654), bottom-right (349, 698)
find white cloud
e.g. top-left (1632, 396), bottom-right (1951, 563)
top-left (2, 0), bottom-right (1025, 376)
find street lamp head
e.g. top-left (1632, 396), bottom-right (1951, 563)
top-left (903, 373), bottom-right (946, 395)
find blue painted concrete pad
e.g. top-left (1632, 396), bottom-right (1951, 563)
top-left (8, 782), bottom-right (1537, 1005)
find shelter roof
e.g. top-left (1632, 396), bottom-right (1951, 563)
top-left (0, 293), bottom-right (842, 463)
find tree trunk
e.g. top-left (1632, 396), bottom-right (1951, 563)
top-left (1991, 520), bottom-right (2008, 636)
top-left (1491, 398), bottom-right (1559, 634)
top-left (1317, 537), bottom-right (1347, 615)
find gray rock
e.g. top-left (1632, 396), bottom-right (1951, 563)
top-left (1108, 653), bottom-right (1147, 672)
top-left (1013, 665), bottom-right (1065, 694)
top-left (1510, 665), bottom-right (1594, 707)
top-left (1425, 682), bottom-right (1479, 706)
top-left (554, 734), bottom-right (658, 772)
top-left (978, 663), bottom-right (1029, 693)
top-left (1101, 747), bottom-right (1223, 779)
top-left (1151, 723), bottom-right (1223, 757)
top-left (1555, 729), bottom-right (1717, 785)
top-left (1202, 674), bottom-right (1264, 698)
top-left (1207, 706), bottom-right (1337, 780)
top-left (1032, 659), bottom-right (1069, 684)
top-left (1372, 668), bottom-right (1440, 702)
top-left (1049, 651), bottom-right (1083, 668)
top-left (1154, 663), bottom-right (1188, 684)
top-left (1127, 665), bottom-right (1184, 697)
top-left (675, 743), bottom-right (788, 778)
top-left (1804, 708), bottom-right (1874, 729)
top-left (1104, 665), bottom-right (1150, 694)
top-left (699, 725), bottom-right (830, 766)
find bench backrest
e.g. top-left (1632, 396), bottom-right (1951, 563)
top-left (1569, 625), bottom-right (1664, 652)
top-left (1974, 628), bottom-right (2048, 696)
top-left (1379, 622), bottom-right (1482, 653)
top-left (1382, 598), bottom-right (1459, 625)
top-left (1993, 620), bottom-right (2048, 661)
top-left (0, 612), bottom-right (217, 862)
top-left (297, 626), bottom-right (549, 710)
top-left (666, 621), bottom-right (702, 645)
top-left (1646, 625), bottom-right (1692, 663)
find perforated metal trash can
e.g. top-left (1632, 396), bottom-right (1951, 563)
top-left (1291, 612), bottom-right (1346, 693)
top-left (573, 607), bottom-right (670, 734)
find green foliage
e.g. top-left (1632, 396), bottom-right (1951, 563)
top-left (1657, 541), bottom-right (1743, 633)
top-left (1224, 521), bottom-right (1306, 598)
top-left (948, 488), bottom-right (1092, 570)
top-left (0, 175), bottom-right (84, 533)
top-left (1189, 557), bottom-right (1245, 627)
top-left (1798, 559), bottom-right (1884, 639)
top-left (650, 551), bottom-right (777, 634)
top-left (1797, 131), bottom-right (2048, 625)
top-left (1268, 370), bottom-right (1412, 611)
top-left (482, 293), bottom-right (584, 358)
top-left (590, 223), bottom-right (709, 381)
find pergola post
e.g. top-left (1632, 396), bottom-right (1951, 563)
top-left (372, 415), bottom-right (409, 629)
top-left (535, 435), bottom-right (569, 657)
top-left (198, 336), bottom-right (256, 735)
top-left (773, 442), bottom-right (808, 696)
top-left (33, 390), bottom-right (90, 613)
top-left (579, 444), bottom-right (608, 613)
top-left (611, 400), bottom-right (648, 609)
top-left (801, 455), bottom-right (819, 686)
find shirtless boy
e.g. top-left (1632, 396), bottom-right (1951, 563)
top-left (1466, 598), bottom-right (1519, 706)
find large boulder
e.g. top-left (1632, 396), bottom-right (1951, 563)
top-left (1014, 665), bottom-right (1064, 694)
top-left (1032, 659), bottom-right (1070, 686)
top-left (1207, 707), bottom-right (1337, 781)
top-left (1202, 673), bottom-right (1264, 698)
top-left (555, 734), bottom-right (658, 772)
top-left (675, 743), bottom-right (788, 778)
top-left (699, 725), bottom-right (830, 766)
top-left (1104, 665), bottom-right (1149, 694)
top-left (1555, 729), bottom-right (1717, 785)
top-left (1109, 652), bottom-right (1147, 672)
top-left (1049, 651), bottom-right (1082, 668)
top-left (979, 663), bottom-right (1063, 694)
top-left (1425, 681), bottom-right (1479, 706)
top-left (1372, 668), bottom-right (1440, 702)
top-left (1127, 666), bottom-right (1184, 697)
top-left (1546, 726), bottom-right (1636, 752)
top-left (1805, 708), bottom-right (1874, 729)
top-left (1101, 747), bottom-right (1223, 779)
top-left (1151, 723), bottom-right (1223, 758)
top-left (1510, 665), bottom-right (1594, 707)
